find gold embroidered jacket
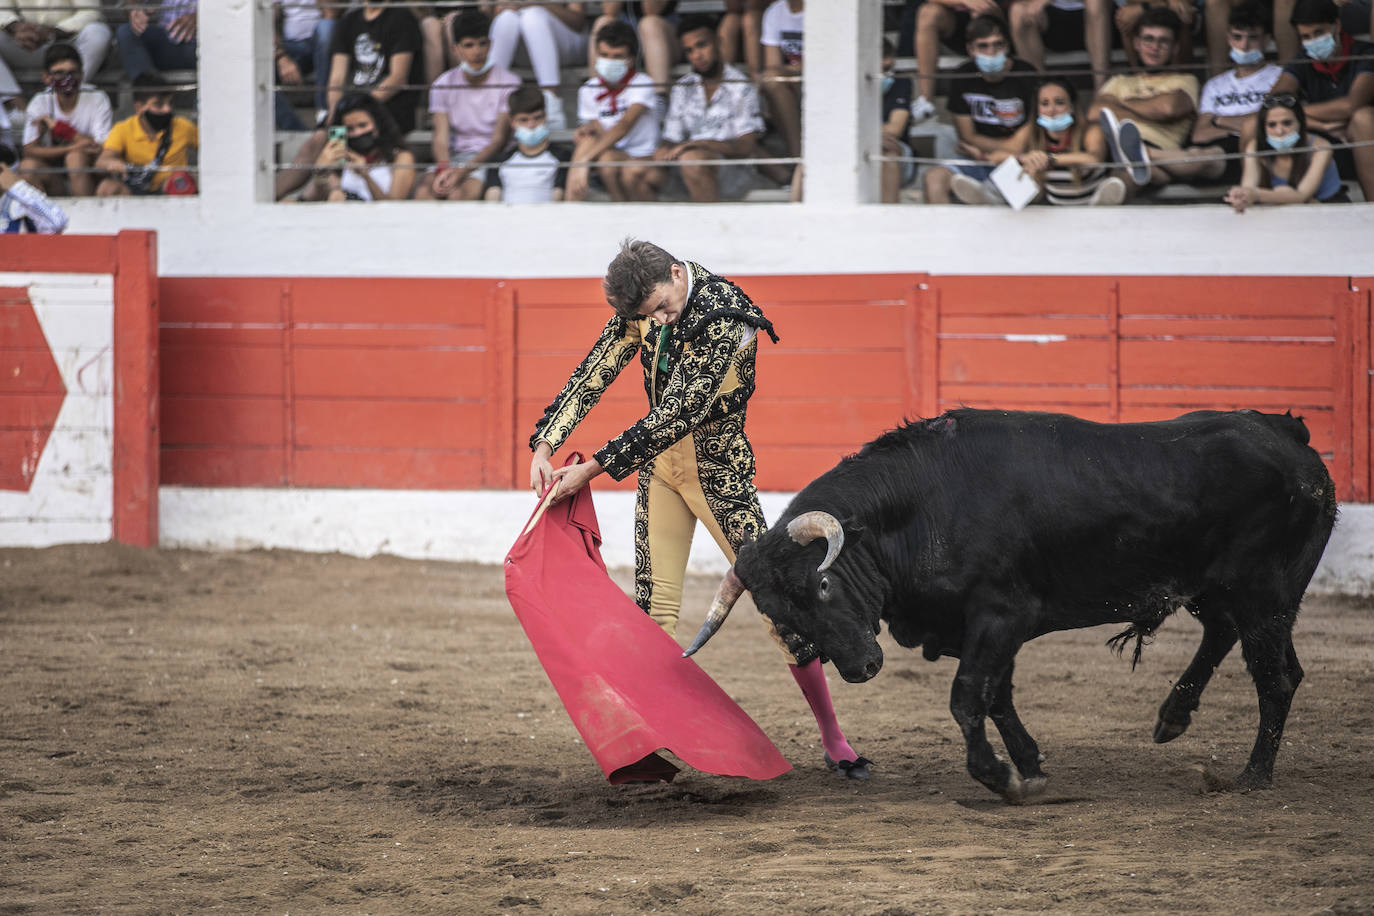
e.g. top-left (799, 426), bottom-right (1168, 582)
top-left (530, 261), bottom-right (778, 481)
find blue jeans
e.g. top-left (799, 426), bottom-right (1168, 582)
top-left (115, 24), bottom-right (198, 80)
top-left (281, 18), bottom-right (336, 112)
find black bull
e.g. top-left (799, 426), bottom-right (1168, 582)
top-left (684, 409), bottom-right (1336, 802)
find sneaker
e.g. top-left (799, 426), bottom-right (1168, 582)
top-left (543, 90), bottom-right (566, 131)
top-left (909, 95), bottom-right (937, 123)
top-left (1116, 120), bottom-right (1151, 186)
top-left (950, 173), bottom-right (1004, 205)
top-left (1087, 175), bottom-right (1127, 205)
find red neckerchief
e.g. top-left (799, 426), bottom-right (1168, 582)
top-left (594, 69), bottom-right (637, 115)
top-left (1045, 133), bottom-right (1071, 154)
top-left (1313, 31), bottom-right (1353, 81)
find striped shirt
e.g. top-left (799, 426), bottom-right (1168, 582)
top-left (158, 0), bottom-right (197, 32)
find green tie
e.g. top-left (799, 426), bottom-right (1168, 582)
top-left (657, 323), bottom-right (671, 372)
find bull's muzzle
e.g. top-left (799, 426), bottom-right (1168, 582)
top-left (787, 511), bottom-right (844, 572)
top-left (682, 567), bottom-right (745, 657)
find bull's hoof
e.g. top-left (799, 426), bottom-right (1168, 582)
top-left (1153, 716), bottom-right (1190, 744)
top-left (1234, 768), bottom-right (1272, 792)
top-left (825, 753), bottom-right (872, 781)
top-left (1002, 771), bottom-right (1049, 805)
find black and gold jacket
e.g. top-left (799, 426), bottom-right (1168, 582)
top-left (530, 260), bottom-right (778, 481)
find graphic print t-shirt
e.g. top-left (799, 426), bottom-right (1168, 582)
top-left (945, 59), bottom-right (1038, 138)
top-left (330, 8), bottom-right (422, 132)
top-left (1198, 64), bottom-right (1282, 117)
top-left (761, 1), bottom-right (803, 67)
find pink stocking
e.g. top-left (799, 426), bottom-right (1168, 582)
top-left (790, 658), bottom-right (857, 764)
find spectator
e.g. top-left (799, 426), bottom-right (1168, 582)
top-left (481, 1), bottom-right (588, 131)
top-left (1225, 92), bottom-right (1350, 208)
top-left (1191, 3), bottom-right (1281, 187)
top-left (912, 0), bottom-right (1007, 123)
top-left (275, 0), bottom-right (421, 200)
top-left (416, 9), bottom-right (518, 202)
top-left (19, 42), bottom-right (110, 197)
top-left (483, 84), bottom-right (571, 202)
top-left (760, 0), bottom-right (803, 161)
top-left (1114, 0), bottom-right (1195, 69)
top-left (879, 38), bottom-right (914, 203)
top-left (116, 0), bottom-right (196, 82)
top-left (1009, 0), bottom-right (1112, 89)
top-left (567, 20), bottom-right (661, 201)
top-left (719, 0), bottom-right (767, 77)
top-left (96, 73), bottom-right (198, 197)
top-left (1272, 0), bottom-right (1372, 83)
top-left (303, 92), bottom-right (415, 202)
top-left (923, 15), bottom-right (1037, 204)
top-left (1269, 0), bottom-right (1374, 203)
top-left (414, 4), bottom-right (463, 85)
top-left (1092, 7), bottom-right (1210, 190)
top-left (275, 0), bottom-right (336, 121)
top-left (1, 142), bottom-right (67, 232)
top-left (963, 76), bottom-right (1126, 204)
top-left (591, 3), bottom-right (680, 105)
top-left (652, 13), bottom-right (767, 202)
top-left (0, 1), bottom-right (112, 86)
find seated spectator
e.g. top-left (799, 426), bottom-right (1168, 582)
top-left (652, 13), bottom-right (768, 203)
top-left (1269, 0), bottom-right (1374, 203)
top-left (912, 0), bottom-right (1007, 123)
top-left (760, 0), bottom-right (803, 161)
top-left (1272, 0), bottom-right (1372, 84)
top-left (414, 4), bottom-right (463, 85)
top-left (482, 1), bottom-right (588, 131)
top-left (483, 85), bottom-right (571, 202)
top-left (1191, 3), bottom-right (1281, 187)
top-left (923, 15), bottom-right (1037, 204)
top-left (963, 76), bottom-right (1125, 204)
top-left (96, 73), bottom-right (198, 197)
top-left (275, 0), bottom-right (421, 200)
top-left (1, 142), bottom-right (67, 232)
top-left (0, 1), bottom-right (113, 87)
top-left (416, 9), bottom-right (518, 202)
top-left (1114, 0), bottom-right (1195, 69)
top-left (879, 39), bottom-right (914, 203)
top-left (591, 4), bottom-right (680, 106)
top-left (1225, 92), bottom-right (1349, 208)
top-left (275, 0), bottom-right (336, 121)
top-left (116, 0), bottom-right (196, 82)
top-left (567, 20), bottom-right (661, 201)
top-left (1009, 0), bottom-right (1112, 89)
top-left (1092, 8), bottom-right (1214, 190)
top-left (19, 42), bottom-right (111, 197)
top-left (720, 0), bottom-right (767, 77)
top-left (303, 92), bottom-right (415, 202)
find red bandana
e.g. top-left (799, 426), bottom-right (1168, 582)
top-left (594, 69), bottom-right (637, 115)
top-left (1312, 31), bottom-right (1353, 81)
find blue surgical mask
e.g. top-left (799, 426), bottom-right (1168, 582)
top-left (595, 57), bottom-right (630, 83)
top-left (1302, 32), bottom-right (1337, 60)
top-left (881, 74), bottom-right (894, 94)
top-left (514, 124), bottom-right (550, 147)
top-left (975, 52), bottom-right (1006, 74)
top-left (1229, 46), bottom-right (1264, 66)
top-left (460, 58), bottom-right (495, 77)
top-left (1037, 111), bottom-right (1074, 133)
top-left (1267, 130), bottom-right (1300, 150)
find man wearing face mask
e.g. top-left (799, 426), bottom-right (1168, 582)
top-left (1269, 0), bottom-right (1374, 202)
top-left (417, 9), bottom-right (518, 201)
top-left (19, 42), bottom-right (112, 198)
top-left (568, 20), bottom-right (662, 201)
top-left (96, 73), bottom-right (198, 197)
top-left (1191, 3), bottom-right (1282, 188)
top-left (923, 15), bottom-right (1038, 204)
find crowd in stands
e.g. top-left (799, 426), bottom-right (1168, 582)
top-left (0, 0), bottom-right (1371, 223)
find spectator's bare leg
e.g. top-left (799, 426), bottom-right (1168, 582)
top-left (789, 162), bottom-right (803, 202)
top-left (414, 173), bottom-right (439, 200)
top-left (598, 148), bottom-right (631, 201)
top-left (762, 73), bottom-right (802, 157)
top-left (17, 157), bottom-right (51, 194)
top-left (916, 4), bottom-right (957, 104)
top-left (678, 148), bottom-right (721, 202)
top-left (1084, 0), bottom-right (1113, 88)
top-left (1174, 7), bottom-right (1195, 65)
top-left (455, 176), bottom-right (485, 201)
top-left (275, 129), bottom-right (327, 200)
top-left (1271, 0), bottom-right (1299, 69)
top-left (566, 135), bottom-right (599, 201)
top-left (1115, 3), bottom-right (1145, 67)
top-left (881, 135), bottom-right (902, 204)
top-left (1204, 0), bottom-right (1234, 74)
top-left (1148, 147), bottom-right (1227, 182)
top-left (419, 15), bottom-right (447, 84)
top-left (1349, 106), bottom-right (1374, 202)
top-left (924, 165), bottom-right (955, 204)
top-left (65, 148), bottom-right (94, 197)
top-left (719, 3), bottom-right (743, 64)
top-left (638, 7), bottom-right (679, 96)
top-left (327, 188), bottom-right (347, 202)
top-left (589, 11), bottom-right (617, 76)
top-left (96, 177), bottom-right (127, 197)
top-left (623, 159), bottom-right (665, 201)
top-left (1010, 2), bottom-right (1048, 72)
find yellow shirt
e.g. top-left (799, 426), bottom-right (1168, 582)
top-left (1098, 72), bottom-right (1199, 150)
top-left (103, 114), bottom-right (199, 192)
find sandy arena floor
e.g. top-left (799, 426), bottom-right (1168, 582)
top-left (2, 543), bottom-right (1372, 914)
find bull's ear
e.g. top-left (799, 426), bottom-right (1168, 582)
top-left (841, 520), bottom-right (865, 548)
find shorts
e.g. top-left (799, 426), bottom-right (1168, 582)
top-left (1043, 5), bottom-right (1086, 53)
top-left (431, 149), bottom-right (489, 187)
top-left (894, 138), bottom-right (917, 187)
top-left (948, 162), bottom-right (996, 182)
top-left (1197, 132), bottom-right (1242, 185)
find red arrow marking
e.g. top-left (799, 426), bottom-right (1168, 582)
top-left (0, 287), bottom-right (68, 491)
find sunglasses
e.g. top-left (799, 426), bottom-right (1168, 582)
top-left (1260, 92), bottom-right (1298, 109)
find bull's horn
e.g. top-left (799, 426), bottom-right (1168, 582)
top-left (787, 511), bottom-right (844, 572)
top-left (682, 567), bottom-right (745, 658)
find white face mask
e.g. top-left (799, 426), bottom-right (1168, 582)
top-left (460, 58), bottom-right (495, 77)
top-left (595, 57), bottom-right (630, 83)
top-left (1229, 46), bottom-right (1264, 66)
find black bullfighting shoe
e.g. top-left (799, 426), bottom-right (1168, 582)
top-left (824, 753), bottom-right (872, 781)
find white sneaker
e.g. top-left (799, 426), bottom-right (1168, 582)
top-left (1087, 176), bottom-right (1127, 206)
top-left (909, 95), bottom-right (937, 123)
top-left (950, 173), bottom-right (1004, 206)
top-left (543, 90), bottom-right (566, 131)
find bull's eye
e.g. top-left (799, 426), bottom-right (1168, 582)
top-left (818, 574), bottom-right (831, 600)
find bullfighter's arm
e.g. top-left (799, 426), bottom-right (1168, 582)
top-left (594, 317), bottom-right (748, 481)
top-left (529, 314), bottom-right (641, 454)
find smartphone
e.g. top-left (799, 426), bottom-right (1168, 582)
top-left (328, 126), bottom-right (347, 144)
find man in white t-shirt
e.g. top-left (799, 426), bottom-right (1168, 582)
top-left (653, 14), bottom-right (767, 202)
top-left (760, 0), bottom-right (803, 161)
top-left (18, 42), bottom-right (111, 197)
top-left (568, 20), bottom-right (662, 202)
top-left (1190, 3), bottom-right (1281, 185)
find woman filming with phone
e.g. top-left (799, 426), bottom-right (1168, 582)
top-left (303, 93), bottom-right (416, 202)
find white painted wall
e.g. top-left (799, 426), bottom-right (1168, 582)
top-left (50, 2), bottom-right (1374, 280)
top-left (0, 273), bottom-right (114, 546)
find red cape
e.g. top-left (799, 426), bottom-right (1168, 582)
top-left (503, 466), bottom-right (790, 784)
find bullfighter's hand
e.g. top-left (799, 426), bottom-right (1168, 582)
top-left (530, 443), bottom-right (554, 495)
top-left (548, 459), bottom-right (604, 503)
